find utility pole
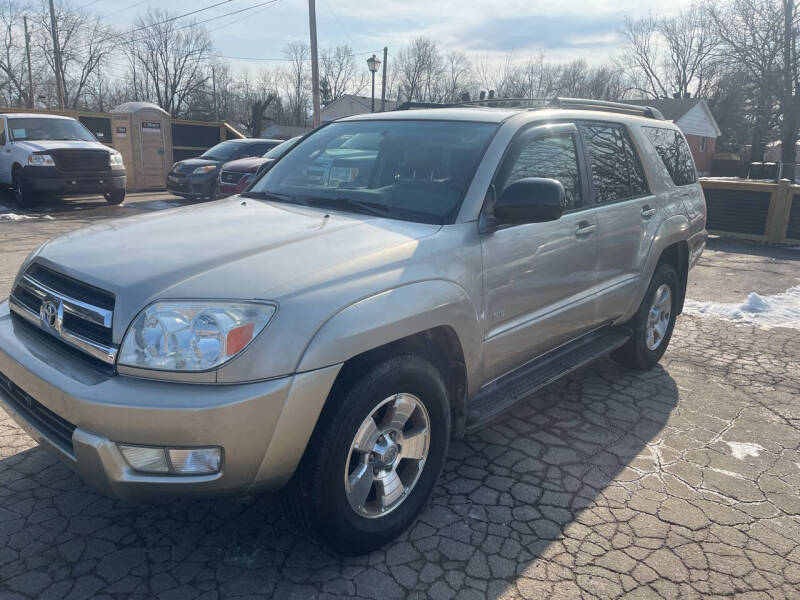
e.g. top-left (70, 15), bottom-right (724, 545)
top-left (308, 0), bottom-right (321, 127)
top-left (23, 16), bottom-right (34, 109)
top-left (48, 0), bottom-right (65, 110)
top-left (211, 65), bottom-right (219, 122)
top-left (380, 46), bottom-right (387, 112)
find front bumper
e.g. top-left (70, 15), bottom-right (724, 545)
top-left (0, 301), bottom-right (340, 499)
top-left (24, 166), bottom-right (126, 196)
top-left (166, 171), bottom-right (217, 197)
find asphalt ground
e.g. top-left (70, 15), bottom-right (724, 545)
top-left (0, 192), bottom-right (798, 599)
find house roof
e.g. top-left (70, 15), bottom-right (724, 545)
top-left (322, 94), bottom-right (398, 113)
top-left (624, 98), bottom-right (721, 137)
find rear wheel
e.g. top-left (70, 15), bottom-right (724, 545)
top-left (282, 355), bottom-right (450, 555)
top-left (104, 189), bottom-right (125, 205)
top-left (612, 263), bottom-right (679, 370)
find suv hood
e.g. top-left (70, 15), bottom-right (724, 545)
top-left (32, 198), bottom-right (441, 336)
top-left (15, 140), bottom-right (111, 153)
top-left (222, 157), bottom-right (271, 172)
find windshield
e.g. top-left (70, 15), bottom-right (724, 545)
top-left (200, 141), bottom-right (248, 161)
top-left (263, 136), bottom-right (302, 158)
top-left (8, 117), bottom-right (97, 142)
top-left (246, 120), bottom-right (497, 224)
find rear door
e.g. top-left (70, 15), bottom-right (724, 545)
top-left (580, 121), bottom-right (657, 323)
top-left (480, 122), bottom-right (599, 381)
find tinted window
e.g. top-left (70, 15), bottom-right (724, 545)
top-left (643, 126), bottom-right (697, 186)
top-left (505, 134), bottom-right (582, 210)
top-left (582, 123), bottom-right (649, 203)
top-left (201, 141), bottom-right (248, 161)
top-left (247, 120), bottom-right (498, 224)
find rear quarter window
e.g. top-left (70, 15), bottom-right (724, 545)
top-left (642, 126), bottom-right (697, 186)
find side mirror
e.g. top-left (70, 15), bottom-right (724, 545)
top-left (494, 177), bottom-right (566, 224)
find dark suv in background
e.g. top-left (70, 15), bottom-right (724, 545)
top-left (166, 138), bottom-right (281, 200)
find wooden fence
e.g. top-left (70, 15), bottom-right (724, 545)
top-left (700, 178), bottom-right (800, 245)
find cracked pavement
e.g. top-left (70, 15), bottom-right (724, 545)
top-left (1, 198), bottom-right (799, 599)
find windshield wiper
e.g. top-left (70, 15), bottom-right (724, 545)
top-left (302, 196), bottom-right (394, 218)
top-left (240, 190), bottom-right (303, 204)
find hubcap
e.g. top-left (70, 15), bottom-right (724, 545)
top-left (344, 393), bottom-right (430, 518)
top-left (646, 283), bottom-right (672, 350)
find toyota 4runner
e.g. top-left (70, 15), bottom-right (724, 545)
top-left (1, 113), bottom-right (126, 206)
top-left (0, 98), bottom-right (706, 555)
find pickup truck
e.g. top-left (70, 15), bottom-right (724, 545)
top-left (0, 98), bottom-right (706, 555)
top-left (0, 112), bottom-right (126, 206)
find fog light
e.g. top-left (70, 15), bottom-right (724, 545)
top-left (119, 445), bottom-right (169, 473)
top-left (118, 445), bottom-right (222, 475)
top-left (168, 448), bottom-right (221, 474)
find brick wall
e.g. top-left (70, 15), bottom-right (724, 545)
top-left (684, 133), bottom-right (716, 175)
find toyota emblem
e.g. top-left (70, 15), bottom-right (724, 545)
top-left (40, 300), bottom-right (60, 329)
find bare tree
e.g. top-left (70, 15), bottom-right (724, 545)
top-left (395, 37), bottom-right (443, 102)
top-left (708, 0), bottom-right (784, 160)
top-left (124, 8), bottom-right (213, 117)
top-left (619, 8), bottom-right (719, 99)
top-left (282, 41), bottom-right (309, 126)
top-left (36, 0), bottom-right (116, 109)
top-left (320, 45), bottom-right (365, 105)
top-left (440, 50), bottom-right (473, 102)
top-left (0, 0), bottom-right (30, 106)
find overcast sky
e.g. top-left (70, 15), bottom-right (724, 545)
top-left (107, 0), bottom-right (696, 70)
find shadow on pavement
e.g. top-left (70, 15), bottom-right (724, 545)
top-left (0, 359), bottom-right (678, 599)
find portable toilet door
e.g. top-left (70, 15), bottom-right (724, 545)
top-left (110, 102), bottom-right (172, 191)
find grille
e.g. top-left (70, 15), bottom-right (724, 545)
top-left (220, 170), bottom-right (246, 184)
top-left (50, 150), bottom-right (110, 172)
top-left (0, 370), bottom-right (76, 455)
top-left (9, 264), bottom-right (117, 365)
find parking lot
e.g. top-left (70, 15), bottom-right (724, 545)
top-left (1, 193), bottom-right (799, 599)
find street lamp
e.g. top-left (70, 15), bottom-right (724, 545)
top-left (367, 54), bottom-right (381, 112)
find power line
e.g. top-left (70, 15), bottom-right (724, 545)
top-left (322, 0), bottom-right (356, 48)
top-left (216, 49), bottom-right (379, 62)
top-left (102, 0), bottom-right (151, 19)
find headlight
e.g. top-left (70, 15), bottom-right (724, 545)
top-left (28, 154), bottom-right (55, 167)
top-left (193, 165), bottom-right (217, 175)
top-left (109, 152), bottom-right (124, 167)
top-left (118, 301), bottom-right (276, 372)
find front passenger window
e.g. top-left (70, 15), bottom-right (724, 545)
top-left (505, 134), bottom-right (582, 210)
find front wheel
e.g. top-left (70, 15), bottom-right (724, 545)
top-left (12, 170), bottom-right (35, 207)
top-left (104, 189), bottom-right (125, 205)
top-left (612, 263), bottom-right (679, 370)
top-left (282, 355), bottom-right (450, 555)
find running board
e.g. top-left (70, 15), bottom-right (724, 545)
top-left (466, 327), bottom-right (630, 431)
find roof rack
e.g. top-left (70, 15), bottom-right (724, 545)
top-left (394, 97), bottom-right (665, 120)
top-left (548, 98), bottom-right (665, 120)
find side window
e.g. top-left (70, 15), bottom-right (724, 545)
top-left (504, 134), bottom-right (582, 210)
top-left (582, 123), bottom-right (649, 204)
top-left (642, 126), bottom-right (697, 186)
top-left (0, 119), bottom-right (5, 145)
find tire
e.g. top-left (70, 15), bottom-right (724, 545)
top-left (104, 189), bottom-right (125, 205)
top-left (11, 169), bottom-right (35, 207)
top-left (612, 263), bottom-right (680, 370)
top-left (282, 355), bottom-right (451, 555)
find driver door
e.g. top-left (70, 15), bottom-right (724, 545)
top-left (480, 123), bottom-right (599, 382)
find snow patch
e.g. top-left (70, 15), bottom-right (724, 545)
top-left (683, 285), bottom-right (800, 329)
top-left (0, 213), bottom-right (54, 222)
top-left (726, 441), bottom-right (764, 460)
top-left (706, 467), bottom-right (746, 480)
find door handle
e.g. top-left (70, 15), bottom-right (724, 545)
top-left (641, 206), bottom-right (657, 218)
top-left (575, 222), bottom-right (597, 236)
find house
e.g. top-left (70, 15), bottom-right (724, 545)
top-left (626, 98), bottom-right (721, 175)
top-left (321, 94), bottom-right (398, 123)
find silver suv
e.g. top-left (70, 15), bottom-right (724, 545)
top-left (0, 99), bottom-right (706, 555)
